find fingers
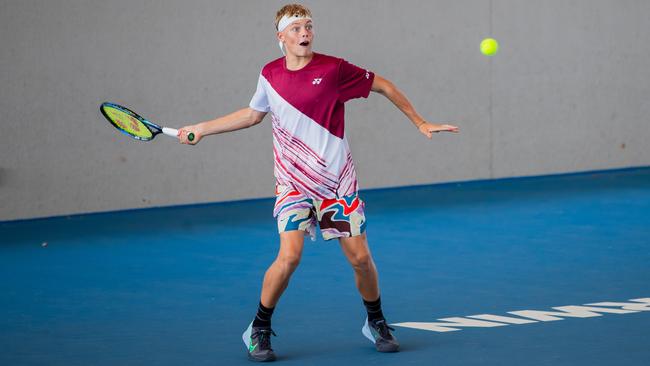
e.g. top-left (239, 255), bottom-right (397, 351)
top-left (177, 129), bottom-right (187, 144)
top-left (177, 128), bottom-right (194, 144)
top-left (445, 124), bottom-right (460, 133)
top-left (422, 123), bottom-right (459, 138)
top-left (430, 125), bottom-right (459, 133)
top-left (443, 125), bottom-right (460, 133)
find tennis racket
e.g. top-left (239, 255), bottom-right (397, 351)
top-left (100, 102), bottom-right (194, 142)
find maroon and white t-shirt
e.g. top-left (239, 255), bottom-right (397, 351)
top-left (249, 53), bottom-right (375, 199)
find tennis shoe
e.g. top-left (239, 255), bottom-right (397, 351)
top-left (243, 321), bottom-right (277, 362)
top-left (361, 317), bottom-right (400, 352)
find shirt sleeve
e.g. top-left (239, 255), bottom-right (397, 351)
top-left (249, 73), bottom-right (271, 112)
top-left (337, 59), bottom-right (375, 103)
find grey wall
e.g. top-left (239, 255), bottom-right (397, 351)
top-left (1, 0), bottom-right (649, 221)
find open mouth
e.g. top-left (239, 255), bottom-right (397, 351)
top-left (299, 41), bottom-right (310, 47)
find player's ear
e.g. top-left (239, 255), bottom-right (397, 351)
top-left (276, 32), bottom-right (284, 43)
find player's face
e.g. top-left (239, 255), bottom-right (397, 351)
top-left (279, 19), bottom-right (314, 57)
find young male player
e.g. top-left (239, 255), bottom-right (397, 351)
top-left (178, 4), bottom-right (458, 362)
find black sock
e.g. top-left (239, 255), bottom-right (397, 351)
top-left (363, 296), bottom-right (385, 322)
top-left (252, 301), bottom-right (275, 328)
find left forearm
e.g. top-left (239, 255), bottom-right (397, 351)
top-left (371, 74), bottom-right (459, 137)
top-left (372, 75), bottom-right (425, 128)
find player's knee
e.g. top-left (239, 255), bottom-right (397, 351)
top-left (350, 252), bottom-right (372, 272)
top-left (278, 253), bottom-right (301, 272)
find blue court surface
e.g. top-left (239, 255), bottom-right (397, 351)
top-left (1, 168), bottom-right (649, 366)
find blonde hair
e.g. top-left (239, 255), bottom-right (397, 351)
top-left (274, 4), bottom-right (312, 30)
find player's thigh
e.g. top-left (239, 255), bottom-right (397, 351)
top-left (338, 233), bottom-right (373, 264)
top-left (277, 230), bottom-right (306, 263)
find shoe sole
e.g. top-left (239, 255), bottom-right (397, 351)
top-left (377, 343), bottom-right (400, 353)
top-left (247, 352), bottom-right (277, 362)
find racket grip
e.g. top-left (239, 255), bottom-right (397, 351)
top-left (162, 127), bottom-right (194, 142)
top-left (162, 127), bottom-right (179, 138)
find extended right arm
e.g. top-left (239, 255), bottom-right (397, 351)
top-left (178, 107), bottom-right (267, 144)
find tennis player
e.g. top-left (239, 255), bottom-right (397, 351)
top-left (178, 4), bottom-right (458, 362)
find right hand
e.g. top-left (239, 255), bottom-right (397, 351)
top-left (177, 126), bottom-right (202, 145)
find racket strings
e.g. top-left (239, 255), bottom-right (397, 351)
top-left (102, 105), bottom-right (154, 140)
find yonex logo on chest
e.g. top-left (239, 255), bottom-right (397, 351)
top-left (312, 78), bottom-right (323, 85)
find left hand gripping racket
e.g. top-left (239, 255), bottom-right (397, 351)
top-left (100, 102), bottom-right (194, 142)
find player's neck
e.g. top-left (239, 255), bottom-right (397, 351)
top-left (284, 52), bottom-right (314, 71)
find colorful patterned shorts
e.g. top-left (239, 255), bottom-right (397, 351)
top-left (273, 185), bottom-right (367, 241)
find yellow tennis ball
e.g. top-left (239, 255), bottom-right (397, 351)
top-left (480, 38), bottom-right (499, 56)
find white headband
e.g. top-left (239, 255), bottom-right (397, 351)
top-left (277, 15), bottom-right (312, 55)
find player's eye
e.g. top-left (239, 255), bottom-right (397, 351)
top-left (292, 26), bottom-right (300, 32)
top-left (306, 24), bottom-right (313, 30)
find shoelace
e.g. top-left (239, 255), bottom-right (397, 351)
top-left (254, 329), bottom-right (277, 350)
top-left (373, 320), bottom-right (396, 338)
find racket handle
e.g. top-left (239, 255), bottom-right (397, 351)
top-left (162, 127), bottom-right (194, 142)
top-left (162, 127), bottom-right (179, 138)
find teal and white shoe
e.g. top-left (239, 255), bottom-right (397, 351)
top-left (243, 321), bottom-right (277, 362)
top-left (361, 317), bottom-right (400, 352)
